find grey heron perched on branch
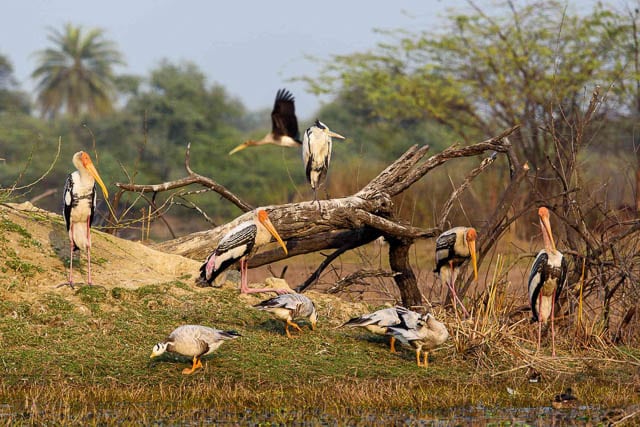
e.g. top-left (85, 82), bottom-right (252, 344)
top-left (302, 119), bottom-right (346, 202)
top-left (434, 227), bottom-right (478, 317)
top-left (229, 88), bottom-right (301, 154)
top-left (199, 209), bottom-right (291, 295)
top-left (528, 206), bottom-right (567, 357)
top-left (62, 151), bottom-right (109, 287)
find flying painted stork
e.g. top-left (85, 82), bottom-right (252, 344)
top-left (434, 227), bottom-right (478, 317)
top-left (342, 306), bottom-right (421, 353)
top-left (528, 206), bottom-right (567, 357)
top-left (63, 151), bottom-right (109, 287)
top-left (229, 88), bottom-right (301, 155)
top-left (199, 209), bottom-right (290, 294)
top-left (302, 119), bottom-right (346, 202)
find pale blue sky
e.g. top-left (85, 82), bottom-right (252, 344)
top-left (0, 0), bottom-right (599, 119)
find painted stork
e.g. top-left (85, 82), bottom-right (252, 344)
top-left (342, 306), bottom-right (421, 353)
top-left (63, 151), bottom-right (109, 287)
top-left (302, 119), bottom-right (346, 202)
top-left (434, 227), bottom-right (478, 317)
top-left (150, 325), bottom-right (240, 375)
top-left (229, 88), bottom-right (301, 154)
top-left (528, 206), bottom-right (567, 357)
top-left (386, 313), bottom-right (449, 368)
top-left (199, 209), bottom-right (290, 294)
top-left (253, 293), bottom-right (318, 338)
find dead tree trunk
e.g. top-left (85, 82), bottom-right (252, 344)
top-left (117, 126), bottom-right (518, 307)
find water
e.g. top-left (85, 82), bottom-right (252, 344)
top-left (1, 403), bottom-right (630, 425)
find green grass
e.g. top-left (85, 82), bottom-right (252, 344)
top-left (0, 279), bottom-right (639, 424)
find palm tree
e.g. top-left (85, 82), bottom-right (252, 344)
top-left (31, 23), bottom-right (125, 118)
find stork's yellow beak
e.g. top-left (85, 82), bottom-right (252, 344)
top-left (81, 153), bottom-right (109, 199)
top-left (540, 215), bottom-right (557, 253)
top-left (258, 210), bottom-right (288, 256)
top-left (229, 141), bottom-right (253, 155)
top-left (469, 239), bottom-right (478, 281)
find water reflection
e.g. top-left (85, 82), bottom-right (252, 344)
top-left (2, 404), bottom-right (631, 425)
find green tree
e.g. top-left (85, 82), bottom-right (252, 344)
top-left (31, 23), bottom-right (124, 119)
top-left (0, 53), bottom-right (30, 114)
top-left (306, 1), bottom-right (627, 172)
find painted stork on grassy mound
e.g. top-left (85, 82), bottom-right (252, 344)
top-left (342, 306), bottom-right (422, 353)
top-left (229, 88), bottom-right (301, 154)
top-left (434, 227), bottom-right (478, 317)
top-left (302, 119), bottom-right (345, 202)
top-left (386, 313), bottom-right (449, 368)
top-left (150, 325), bottom-right (240, 375)
top-left (63, 151), bottom-right (109, 288)
top-left (528, 206), bottom-right (567, 357)
top-left (199, 209), bottom-right (290, 294)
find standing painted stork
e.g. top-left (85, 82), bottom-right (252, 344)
top-left (199, 209), bottom-right (290, 294)
top-left (229, 88), bottom-right (301, 154)
top-left (63, 151), bottom-right (109, 287)
top-left (342, 306), bottom-right (421, 353)
top-left (302, 119), bottom-right (345, 202)
top-left (528, 206), bottom-right (567, 357)
top-left (434, 227), bottom-right (478, 317)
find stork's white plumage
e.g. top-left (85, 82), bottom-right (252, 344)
top-left (528, 206), bottom-right (567, 357)
top-left (302, 119), bottom-right (345, 202)
top-left (434, 227), bottom-right (478, 317)
top-left (342, 306), bottom-right (421, 353)
top-left (63, 151), bottom-right (108, 287)
top-left (386, 313), bottom-right (449, 368)
top-left (229, 88), bottom-right (301, 154)
top-left (199, 209), bottom-right (290, 294)
top-left (253, 293), bottom-right (318, 338)
top-left (150, 325), bottom-right (241, 375)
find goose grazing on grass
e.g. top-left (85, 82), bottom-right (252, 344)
top-left (342, 306), bottom-right (422, 353)
top-left (150, 325), bottom-right (240, 375)
top-left (386, 313), bottom-right (449, 368)
top-left (254, 293), bottom-right (318, 338)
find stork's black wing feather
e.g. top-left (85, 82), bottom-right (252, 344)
top-left (89, 184), bottom-right (97, 226)
top-left (62, 174), bottom-right (74, 232)
top-left (271, 88), bottom-right (300, 142)
top-left (434, 231), bottom-right (457, 273)
top-left (216, 223), bottom-right (257, 255)
top-left (556, 255), bottom-right (568, 303)
top-left (528, 252), bottom-right (549, 322)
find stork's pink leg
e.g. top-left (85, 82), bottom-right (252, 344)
top-left (537, 292), bottom-right (543, 353)
top-left (86, 217), bottom-right (92, 285)
top-left (239, 258), bottom-right (292, 295)
top-left (68, 225), bottom-right (75, 287)
top-left (448, 264), bottom-right (469, 317)
top-left (551, 295), bottom-right (556, 357)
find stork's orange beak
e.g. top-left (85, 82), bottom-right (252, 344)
top-left (229, 141), bottom-right (252, 155)
top-left (540, 214), bottom-right (557, 253)
top-left (469, 239), bottom-right (478, 281)
top-left (257, 210), bottom-right (288, 255)
top-left (80, 152), bottom-right (109, 199)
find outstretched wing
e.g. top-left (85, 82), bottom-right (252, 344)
top-left (271, 88), bottom-right (300, 141)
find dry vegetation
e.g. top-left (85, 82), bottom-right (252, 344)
top-left (1, 202), bottom-right (639, 424)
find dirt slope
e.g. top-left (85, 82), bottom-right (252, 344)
top-left (0, 202), bottom-right (201, 300)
